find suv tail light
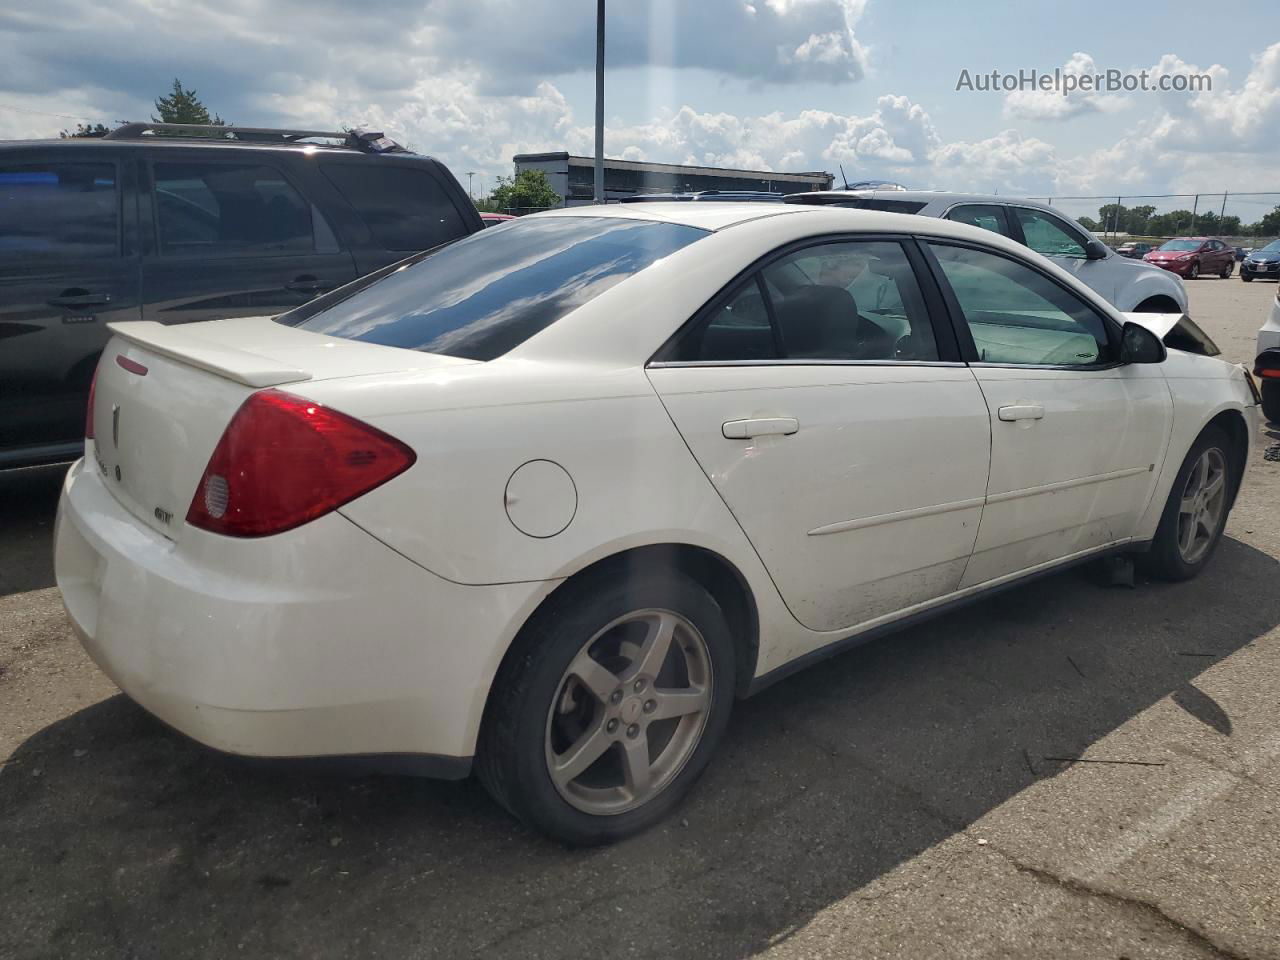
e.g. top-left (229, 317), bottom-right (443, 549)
top-left (85, 362), bottom-right (100, 440)
top-left (186, 389), bottom-right (415, 538)
top-left (1257, 350), bottom-right (1280, 379)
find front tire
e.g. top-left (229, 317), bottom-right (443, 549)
top-left (1188, 262), bottom-right (1201, 279)
top-left (477, 570), bottom-right (736, 846)
top-left (1241, 273), bottom-right (1253, 282)
top-left (1141, 426), bottom-right (1235, 581)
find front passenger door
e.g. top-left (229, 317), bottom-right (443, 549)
top-left (648, 238), bottom-right (992, 639)
top-left (926, 241), bottom-right (1172, 588)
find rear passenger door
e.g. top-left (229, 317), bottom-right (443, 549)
top-left (318, 160), bottom-right (476, 274)
top-left (139, 155), bottom-right (358, 324)
top-left (647, 237), bottom-right (992, 638)
top-left (0, 154), bottom-right (141, 462)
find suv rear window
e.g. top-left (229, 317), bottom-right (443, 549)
top-left (0, 163), bottom-right (118, 260)
top-left (279, 216), bottom-right (706, 360)
top-left (321, 163), bottom-right (467, 251)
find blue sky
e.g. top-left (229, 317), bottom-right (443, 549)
top-left (1, 0), bottom-right (1277, 219)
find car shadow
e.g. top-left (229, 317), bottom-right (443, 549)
top-left (0, 463), bottom-right (67, 597)
top-left (1, 536), bottom-right (1277, 959)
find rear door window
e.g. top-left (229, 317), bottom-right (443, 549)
top-left (1011, 207), bottom-right (1087, 259)
top-left (0, 162), bottom-right (118, 260)
top-left (944, 204), bottom-right (1012, 239)
top-left (320, 163), bottom-right (467, 251)
top-left (153, 162), bottom-right (316, 257)
top-left (279, 216), bottom-right (706, 360)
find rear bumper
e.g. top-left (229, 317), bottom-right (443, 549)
top-left (55, 459), bottom-right (553, 766)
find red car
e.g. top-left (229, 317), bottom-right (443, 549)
top-left (479, 212), bottom-right (517, 228)
top-left (1144, 237), bottom-right (1235, 279)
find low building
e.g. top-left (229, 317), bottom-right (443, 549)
top-left (512, 152), bottom-right (833, 206)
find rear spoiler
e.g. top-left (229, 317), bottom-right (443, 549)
top-left (1120, 312), bottom-right (1220, 358)
top-left (107, 321), bottom-right (312, 388)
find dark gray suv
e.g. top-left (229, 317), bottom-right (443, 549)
top-left (0, 123), bottom-right (482, 469)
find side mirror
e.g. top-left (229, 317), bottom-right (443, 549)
top-left (1120, 321), bottom-right (1167, 364)
top-left (1084, 239), bottom-right (1109, 260)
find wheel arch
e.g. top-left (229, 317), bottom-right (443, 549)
top-left (1204, 408), bottom-right (1249, 509)
top-left (1132, 294), bottom-right (1183, 314)
top-left (488, 542), bottom-right (761, 706)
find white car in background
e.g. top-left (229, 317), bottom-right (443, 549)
top-left (56, 203), bottom-right (1257, 845)
top-left (787, 190), bottom-right (1189, 316)
top-left (1256, 289), bottom-right (1280, 422)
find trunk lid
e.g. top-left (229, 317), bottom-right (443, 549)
top-left (90, 317), bottom-right (471, 540)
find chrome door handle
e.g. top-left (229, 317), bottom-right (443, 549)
top-left (997, 404), bottom-right (1045, 422)
top-left (722, 417), bottom-right (799, 439)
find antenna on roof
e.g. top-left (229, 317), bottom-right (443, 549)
top-left (838, 163), bottom-right (850, 190)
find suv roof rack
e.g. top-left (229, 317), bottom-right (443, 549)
top-left (619, 190), bottom-right (785, 204)
top-left (101, 122), bottom-right (407, 153)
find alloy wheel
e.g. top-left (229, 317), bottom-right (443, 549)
top-left (544, 609), bottom-right (713, 815)
top-left (1177, 447), bottom-right (1227, 564)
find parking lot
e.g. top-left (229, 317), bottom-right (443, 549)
top-left (1, 277), bottom-right (1277, 960)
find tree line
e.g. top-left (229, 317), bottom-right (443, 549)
top-left (1078, 202), bottom-right (1280, 239)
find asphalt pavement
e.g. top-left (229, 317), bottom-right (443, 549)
top-left (1, 275), bottom-right (1277, 959)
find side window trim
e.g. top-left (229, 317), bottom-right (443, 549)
top-left (918, 237), bottom-right (1122, 369)
top-left (649, 232), bottom-right (961, 367)
top-left (145, 156), bottom-right (319, 261)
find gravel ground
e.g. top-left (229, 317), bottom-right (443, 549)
top-left (1, 275), bottom-right (1278, 960)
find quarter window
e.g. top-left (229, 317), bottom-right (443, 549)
top-left (154, 162), bottom-right (315, 257)
top-left (1012, 208), bottom-right (1086, 259)
top-left (929, 243), bottom-right (1112, 366)
top-left (0, 163), bottom-right (118, 260)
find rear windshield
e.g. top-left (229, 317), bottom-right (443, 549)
top-left (278, 216), bottom-right (706, 360)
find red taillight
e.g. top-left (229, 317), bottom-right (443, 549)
top-left (85, 362), bottom-right (100, 440)
top-left (185, 389), bottom-right (415, 538)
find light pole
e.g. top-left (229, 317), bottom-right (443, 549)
top-left (594, 0), bottom-right (605, 204)
top-left (466, 171), bottom-right (476, 200)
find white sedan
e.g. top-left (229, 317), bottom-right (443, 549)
top-left (56, 203), bottom-right (1259, 845)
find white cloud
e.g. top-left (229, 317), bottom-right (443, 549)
top-left (2, 3), bottom-right (1279, 204)
top-left (1003, 52), bottom-right (1126, 122)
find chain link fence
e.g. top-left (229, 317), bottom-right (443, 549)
top-left (1026, 192), bottom-right (1280, 247)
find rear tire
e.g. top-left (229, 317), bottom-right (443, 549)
top-left (1262, 380), bottom-right (1280, 424)
top-left (477, 569), bottom-right (736, 846)
top-left (1220, 261), bottom-right (1233, 278)
top-left (1140, 426), bottom-right (1235, 582)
